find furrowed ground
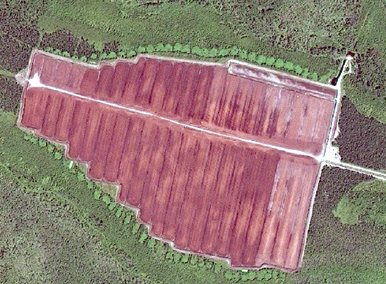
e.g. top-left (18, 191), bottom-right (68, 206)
top-left (2, 0), bottom-right (386, 125)
top-left (2, 100), bottom-right (386, 283)
top-left (0, 110), bottom-right (247, 284)
top-left (1, 0), bottom-right (386, 283)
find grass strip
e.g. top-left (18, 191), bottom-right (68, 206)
top-left (0, 67), bottom-right (15, 78)
top-left (38, 0), bottom-right (335, 77)
top-left (44, 42), bottom-right (337, 84)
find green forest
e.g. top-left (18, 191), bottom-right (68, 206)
top-left (1, 0), bottom-right (386, 283)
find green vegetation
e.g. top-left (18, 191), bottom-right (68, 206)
top-left (2, 0), bottom-right (386, 283)
top-left (0, 110), bottom-right (288, 283)
top-left (333, 179), bottom-right (386, 226)
top-left (0, 176), bottom-right (141, 283)
top-left (4, 0), bottom-right (386, 124)
top-left (344, 77), bottom-right (386, 125)
top-left (343, 0), bottom-right (386, 124)
top-left (1, 106), bottom-right (386, 283)
top-left (44, 43), bottom-right (334, 84)
top-left (38, 0), bottom-right (335, 77)
top-left (0, 68), bottom-right (14, 78)
top-left (333, 195), bottom-right (364, 225)
top-left (39, 1), bottom-right (255, 49)
top-left (199, 0), bottom-right (359, 55)
top-left (291, 168), bottom-right (386, 284)
top-left (356, 0), bottom-right (386, 56)
top-left (352, 179), bottom-right (386, 193)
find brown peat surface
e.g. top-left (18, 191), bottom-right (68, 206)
top-left (17, 50), bottom-right (338, 272)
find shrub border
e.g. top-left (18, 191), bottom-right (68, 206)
top-left (44, 43), bottom-right (336, 84)
top-left (19, 133), bottom-right (286, 282)
top-left (28, 42), bottom-right (335, 281)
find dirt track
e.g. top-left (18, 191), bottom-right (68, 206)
top-left (18, 50), bottom-right (337, 271)
top-left (28, 51), bottom-right (336, 156)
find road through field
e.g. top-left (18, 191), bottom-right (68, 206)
top-left (21, 51), bottom-right (384, 272)
top-left (27, 73), bottom-right (321, 161)
top-left (23, 73), bottom-right (320, 271)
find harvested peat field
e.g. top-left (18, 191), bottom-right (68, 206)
top-left (17, 50), bottom-right (338, 272)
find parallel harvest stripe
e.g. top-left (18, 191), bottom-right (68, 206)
top-left (18, 50), bottom-right (342, 272)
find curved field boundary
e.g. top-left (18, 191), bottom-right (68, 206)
top-left (44, 43), bottom-right (337, 85)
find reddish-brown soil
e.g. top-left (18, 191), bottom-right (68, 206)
top-left (27, 51), bottom-right (337, 156)
top-left (17, 50), bottom-right (338, 272)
